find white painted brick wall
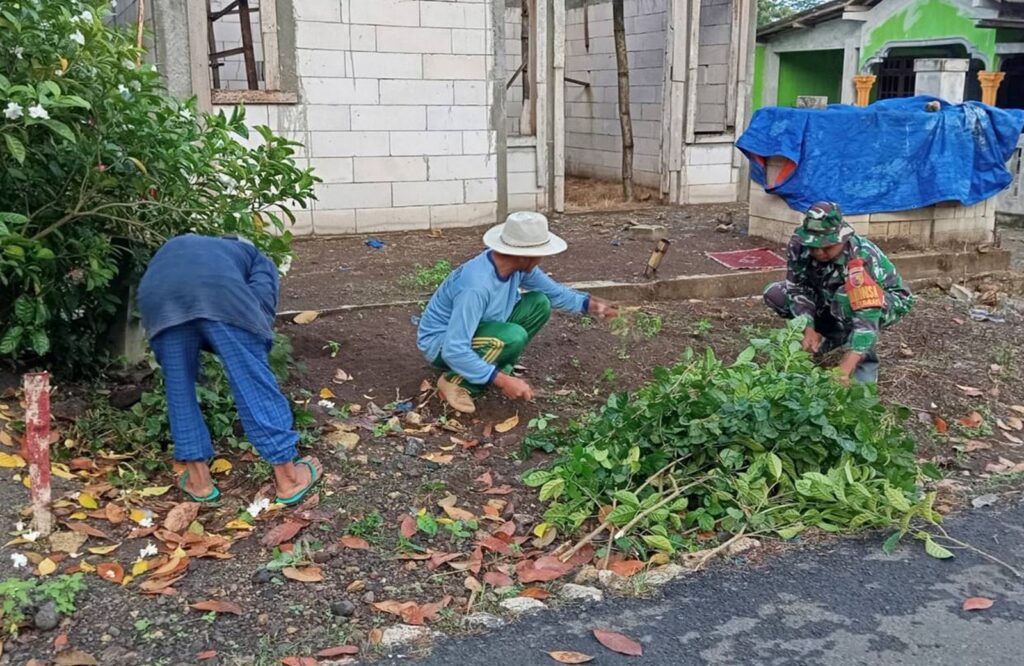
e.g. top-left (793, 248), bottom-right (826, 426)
top-left (564, 0), bottom-right (667, 187)
top-left (213, 0), bottom-right (499, 236)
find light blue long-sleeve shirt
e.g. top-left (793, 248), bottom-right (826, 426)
top-left (417, 251), bottom-right (589, 385)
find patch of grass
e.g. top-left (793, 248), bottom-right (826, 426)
top-left (346, 511), bottom-right (385, 544)
top-left (403, 260), bottom-right (452, 291)
top-left (579, 316), bottom-right (596, 331)
top-left (246, 459), bottom-right (274, 486)
top-left (691, 319), bottom-right (714, 338)
top-left (980, 471), bottom-right (1024, 491)
top-left (322, 340), bottom-right (341, 358)
top-left (0, 573), bottom-right (86, 636)
top-left (601, 368), bottom-right (618, 383)
top-left (610, 310), bottom-right (663, 359)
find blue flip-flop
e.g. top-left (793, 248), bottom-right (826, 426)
top-left (178, 471), bottom-right (221, 503)
top-left (275, 458), bottom-right (321, 506)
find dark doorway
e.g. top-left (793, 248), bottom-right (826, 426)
top-left (998, 55), bottom-right (1024, 109)
top-left (877, 56), bottom-right (917, 99)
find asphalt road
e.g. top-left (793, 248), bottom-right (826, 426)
top-left (412, 499), bottom-right (1024, 666)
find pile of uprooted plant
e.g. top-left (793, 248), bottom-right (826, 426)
top-left (524, 322), bottom-right (969, 566)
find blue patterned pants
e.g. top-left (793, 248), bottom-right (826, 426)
top-left (150, 320), bottom-right (298, 464)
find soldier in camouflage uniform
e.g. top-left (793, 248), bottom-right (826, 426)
top-left (763, 202), bottom-right (914, 384)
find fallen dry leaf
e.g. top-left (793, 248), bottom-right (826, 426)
top-left (420, 452), bottom-right (454, 465)
top-left (196, 651), bottom-right (218, 661)
top-left (262, 520), bottom-right (306, 547)
top-left (494, 414), bottom-right (519, 433)
top-left (292, 311), bottom-right (319, 325)
top-left (339, 536), bottom-right (370, 550)
top-left (934, 416), bottom-right (948, 434)
top-left (137, 485), bottom-right (172, 497)
top-left (965, 440), bottom-right (991, 453)
top-left (548, 651), bottom-right (594, 664)
top-left (319, 387), bottom-right (336, 400)
top-left (54, 634), bottom-right (69, 651)
top-left (104, 503), bottom-right (127, 524)
top-left (328, 431), bottom-right (360, 451)
top-left (464, 575), bottom-right (483, 593)
top-left (191, 600), bottom-right (244, 615)
top-left (164, 502), bottom-right (201, 534)
top-left (49, 531), bottom-right (87, 555)
top-left (37, 558), bottom-right (57, 577)
top-left (77, 493), bottom-right (98, 510)
top-left (593, 629), bottom-right (643, 656)
top-left (1004, 431), bottom-right (1024, 445)
top-left (956, 385), bottom-right (985, 397)
top-left (334, 368), bottom-right (354, 384)
top-left (0, 452), bottom-right (26, 468)
top-left (519, 587), bottom-right (551, 600)
top-left (280, 658), bottom-right (317, 666)
top-left (369, 628), bottom-right (384, 645)
top-left (65, 521), bottom-right (112, 540)
top-left (438, 495), bottom-right (476, 522)
top-left (96, 562), bottom-right (125, 584)
top-left (400, 516), bottom-right (418, 538)
top-left (962, 597), bottom-right (994, 611)
top-left (210, 459), bottom-right (233, 474)
top-left (54, 649), bottom-right (98, 666)
top-left (282, 566), bottom-right (324, 583)
top-left (1007, 416), bottom-right (1023, 431)
top-left (958, 412), bottom-right (984, 429)
top-left (517, 557), bottom-right (573, 583)
top-left (483, 571), bottom-right (515, 588)
top-left (317, 645), bottom-right (359, 658)
top-left (373, 596), bottom-right (451, 625)
top-left (608, 560), bottom-right (646, 578)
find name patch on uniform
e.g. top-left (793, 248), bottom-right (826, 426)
top-left (846, 260), bottom-right (883, 310)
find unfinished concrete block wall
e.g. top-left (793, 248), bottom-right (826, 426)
top-left (217, 0), bottom-right (500, 235)
top-left (563, 0), bottom-right (666, 189)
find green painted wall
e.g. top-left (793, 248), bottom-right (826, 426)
top-left (860, 0), bottom-right (996, 69)
top-left (752, 45), bottom-right (766, 110)
top-left (777, 50), bottom-right (844, 107)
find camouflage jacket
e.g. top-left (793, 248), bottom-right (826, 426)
top-left (784, 233), bottom-right (913, 353)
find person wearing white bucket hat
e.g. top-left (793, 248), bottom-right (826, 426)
top-left (417, 211), bottom-right (619, 413)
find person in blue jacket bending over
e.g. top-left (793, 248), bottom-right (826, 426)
top-left (417, 212), bottom-right (618, 414)
top-left (137, 234), bottom-right (321, 505)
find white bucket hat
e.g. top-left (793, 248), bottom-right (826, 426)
top-left (483, 211), bottom-right (568, 257)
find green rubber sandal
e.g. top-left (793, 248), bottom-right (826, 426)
top-left (178, 471), bottom-right (221, 503)
top-left (275, 458), bottom-right (321, 506)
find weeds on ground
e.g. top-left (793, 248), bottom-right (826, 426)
top-left (0, 574), bottom-right (86, 635)
top-left (691, 319), bottom-right (714, 338)
top-left (403, 260), bottom-right (452, 291)
top-left (523, 322), bottom-right (958, 562)
top-left (610, 310), bottom-right (663, 359)
top-left (322, 340), bottom-right (341, 358)
top-left (346, 511), bottom-right (385, 544)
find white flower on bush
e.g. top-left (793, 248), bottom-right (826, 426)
top-left (13, 47), bottom-right (23, 59)
top-left (71, 30), bottom-right (85, 46)
top-left (4, 102), bottom-right (23, 120)
top-left (28, 104), bottom-right (49, 120)
top-left (278, 254), bottom-right (293, 277)
top-left (10, 553), bottom-right (27, 569)
top-left (117, 83), bottom-right (130, 97)
top-left (111, 0), bottom-right (118, 8)
top-left (78, 9), bottom-right (94, 22)
top-left (247, 497), bottom-right (271, 518)
top-left (138, 543), bottom-right (158, 560)
top-left (138, 516), bottom-right (153, 528)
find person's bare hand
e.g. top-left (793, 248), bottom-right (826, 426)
top-left (801, 327), bottom-right (824, 353)
top-left (588, 297), bottom-right (619, 320)
top-left (494, 373), bottom-right (535, 400)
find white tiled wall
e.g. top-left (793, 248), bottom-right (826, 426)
top-left (223, 0), bottom-right (499, 235)
top-left (563, 0), bottom-right (667, 188)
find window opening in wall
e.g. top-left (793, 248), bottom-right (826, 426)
top-left (507, 0), bottom-right (537, 136)
top-left (877, 56), bottom-right (916, 99)
top-left (694, 0), bottom-right (734, 134)
top-left (998, 55), bottom-right (1024, 109)
top-left (208, 0), bottom-right (264, 91)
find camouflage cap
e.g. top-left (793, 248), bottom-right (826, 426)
top-left (795, 201), bottom-right (851, 248)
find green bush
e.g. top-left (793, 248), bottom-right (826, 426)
top-left (0, 0), bottom-right (317, 371)
top-left (0, 573), bottom-right (86, 635)
top-left (524, 322), bottom-right (943, 557)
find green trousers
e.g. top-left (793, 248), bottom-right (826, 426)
top-left (434, 291), bottom-right (551, 395)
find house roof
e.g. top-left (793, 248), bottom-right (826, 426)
top-left (757, 0), bottom-right (885, 39)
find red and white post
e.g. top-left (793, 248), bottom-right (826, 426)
top-left (23, 372), bottom-right (52, 536)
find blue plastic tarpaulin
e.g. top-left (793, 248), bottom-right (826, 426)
top-left (736, 97), bottom-right (1024, 215)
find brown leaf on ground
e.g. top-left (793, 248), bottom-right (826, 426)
top-left (476, 472), bottom-right (493, 488)
top-left (64, 521), bottom-right (112, 540)
top-left (373, 598), bottom-right (451, 625)
top-left (494, 414), bottom-right (519, 433)
top-left (1004, 432), bottom-right (1024, 445)
top-left (280, 658), bottom-right (318, 666)
top-left (563, 545), bottom-right (596, 568)
top-left (190, 600), bottom-right (243, 615)
top-left (593, 629), bottom-right (643, 656)
top-left (1008, 416), bottom-right (1023, 431)
top-left (96, 562), bottom-right (124, 584)
top-left (963, 597), bottom-right (994, 611)
top-left (138, 574), bottom-right (186, 594)
top-left (339, 536), bottom-right (370, 550)
top-left (483, 571), bottom-right (515, 588)
top-left (1010, 405), bottom-right (1024, 416)
top-left (438, 495), bottom-right (476, 522)
top-left (483, 485), bottom-right (514, 495)
top-left (400, 516), bottom-right (418, 538)
top-left (317, 646), bottom-right (359, 657)
top-left (517, 556), bottom-right (573, 583)
top-left (262, 520), bottom-right (306, 547)
top-left (54, 649), bottom-right (99, 666)
top-left (464, 575), bottom-right (483, 593)
top-left (163, 502), bottom-right (200, 533)
top-left (519, 587), bottom-right (551, 600)
top-left (548, 651), bottom-right (594, 664)
top-left (49, 531), bottom-right (88, 555)
top-left (956, 385), bottom-right (985, 397)
top-left (958, 412), bottom-right (984, 429)
top-left (965, 440), bottom-right (991, 452)
top-left (54, 634), bottom-right (70, 651)
top-left (196, 651), bottom-right (218, 661)
top-left (104, 503), bottom-right (127, 524)
top-left (934, 416), bottom-right (948, 433)
top-left (369, 628), bottom-right (383, 645)
top-left (420, 452), bottom-right (454, 464)
top-left (608, 560), bottom-right (646, 578)
top-left (477, 536), bottom-right (513, 556)
top-left (292, 311), bottom-right (319, 325)
top-left (282, 566), bottom-right (324, 583)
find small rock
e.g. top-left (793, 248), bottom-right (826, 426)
top-left (361, 591), bottom-right (376, 604)
top-left (726, 537), bottom-right (762, 556)
top-left (499, 597), bottom-right (547, 616)
top-left (313, 551), bottom-right (333, 564)
top-left (645, 564), bottom-right (686, 587)
top-left (388, 491), bottom-right (401, 500)
top-left (627, 224), bottom-right (667, 241)
top-left (574, 565), bottom-right (600, 585)
top-left (403, 437), bottom-right (424, 456)
top-left (972, 494), bottom-right (999, 509)
top-left (380, 624), bottom-right (434, 650)
top-left (463, 612), bottom-right (506, 630)
top-left (596, 569), bottom-right (633, 593)
top-left (252, 569), bottom-right (273, 584)
top-left (559, 584), bottom-right (603, 603)
top-left (257, 613), bottom-right (270, 627)
top-left (331, 600), bottom-right (356, 617)
top-left (949, 284), bottom-right (975, 302)
top-left (107, 626), bottom-right (121, 638)
top-left (286, 626), bottom-right (299, 635)
top-left (33, 602), bottom-right (59, 631)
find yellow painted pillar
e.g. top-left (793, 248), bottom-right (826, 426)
top-left (853, 75), bottom-right (877, 107)
top-left (978, 71), bottom-right (1005, 106)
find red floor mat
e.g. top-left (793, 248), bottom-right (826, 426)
top-left (705, 248), bottom-right (787, 271)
